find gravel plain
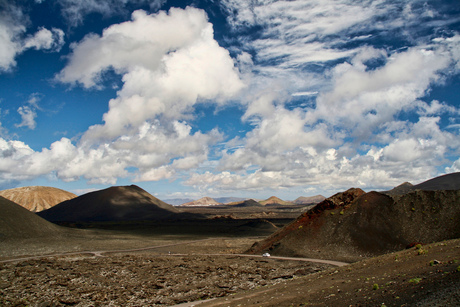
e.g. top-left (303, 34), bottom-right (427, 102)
top-left (0, 253), bottom-right (331, 306)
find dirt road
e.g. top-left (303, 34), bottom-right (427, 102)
top-left (0, 239), bottom-right (348, 267)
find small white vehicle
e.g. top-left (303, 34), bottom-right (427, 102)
top-left (262, 253), bottom-right (271, 257)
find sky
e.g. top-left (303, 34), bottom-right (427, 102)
top-left (0, 0), bottom-right (459, 201)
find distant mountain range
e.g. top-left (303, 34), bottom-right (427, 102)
top-left (167, 197), bottom-right (247, 206)
top-left (179, 195), bottom-right (320, 207)
top-left (180, 197), bottom-right (223, 207)
top-left (164, 198), bottom-right (194, 206)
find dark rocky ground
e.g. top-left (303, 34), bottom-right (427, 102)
top-left (202, 239), bottom-right (460, 307)
top-left (0, 253), bottom-right (331, 306)
top-left (1, 238), bottom-right (459, 306)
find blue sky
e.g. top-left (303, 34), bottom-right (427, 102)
top-left (0, 0), bottom-right (459, 200)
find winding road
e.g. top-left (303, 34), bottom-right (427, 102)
top-left (0, 239), bottom-right (348, 266)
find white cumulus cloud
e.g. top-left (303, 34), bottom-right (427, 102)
top-left (23, 27), bottom-right (65, 52)
top-left (58, 7), bottom-right (243, 142)
top-left (0, 7), bottom-right (244, 185)
top-left (207, 33), bottom-right (460, 195)
top-left (0, 3), bottom-right (65, 72)
top-left (0, 3), bottom-right (26, 72)
top-left (15, 106), bottom-right (37, 130)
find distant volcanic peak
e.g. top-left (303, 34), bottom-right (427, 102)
top-left (383, 182), bottom-right (415, 195)
top-left (181, 197), bottom-right (222, 207)
top-left (260, 196), bottom-right (291, 206)
top-left (229, 199), bottom-right (263, 207)
top-left (398, 182), bottom-right (414, 188)
top-left (244, 199), bottom-right (263, 206)
top-left (0, 186), bottom-right (77, 212)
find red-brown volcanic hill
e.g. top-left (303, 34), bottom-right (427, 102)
top-left (0, 196), bottom-right (64, 239)
top-left (37, 185), bottom-right (182, 222)
top-left (247, 181), bottom-right (460, 262)
top-left (0, 186), bottom-right (77, 212)
top-left (247, 188), bottom-right (365, 259)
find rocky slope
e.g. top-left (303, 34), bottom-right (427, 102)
top-left (204, 239), bottom-right (460, 307)
top-left (0, 196), bottom-right (64, 239)
top-left (0, 186), bottom-right (76, 212)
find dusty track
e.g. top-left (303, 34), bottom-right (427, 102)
top-left (0, 238), bottom-right (214, 263)
top-left (0, 238), bottom-right (348, 267)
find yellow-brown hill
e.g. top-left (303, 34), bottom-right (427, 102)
top-left (0, 186), bottom-right (76, 212)
top-left (259, 196), bottom-right (293, 206)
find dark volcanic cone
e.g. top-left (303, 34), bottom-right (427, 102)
top-left (229, 199), bottom-right (264, 207)
top-left (384, 172), bottom-right (460, 195)
top-left (37, 185), bottom-right (182, 222)
top-left (247, 185), bottom-right (460, 262)
top-left (0, 196), bottom-right (63, 239)
top-left (412, 172), bottom-right (460, 190)
top-left (0, 186), bottom-right (77, 212)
